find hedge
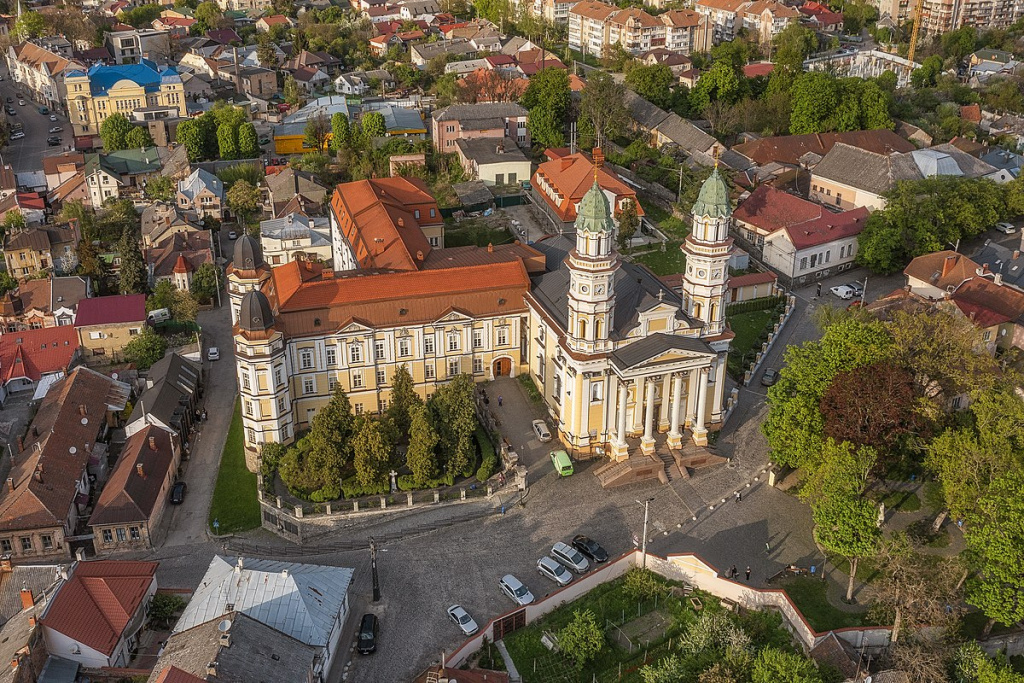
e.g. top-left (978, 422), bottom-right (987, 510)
top-left (341, 476), bottom-right (388, 499)
top-left (475, 426), bottom-right (498, 482)
top-left (397, 472), bottom-right (455, 491)
top-left (726, 295), bottom-right (786, 316)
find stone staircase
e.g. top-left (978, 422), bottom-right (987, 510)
top-left (655, 447), bottom-right (681, 482)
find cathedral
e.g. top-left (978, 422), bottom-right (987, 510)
top-left (229, 161), bottom-right (733, 466)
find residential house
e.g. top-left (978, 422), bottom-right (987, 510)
top-left (809, 143), bottom-right (998, 211)
top-left (3, 224), bottom-right (80, 278)
top-left (568, 1), bottom-right (625, 57)
top-left (104, 29), bottom-right (171, 64)
top-left (693, 0), bottom-right (799, 44)
top-left (171, 556), bottom-right (353, 682)
top-left (90, 427), bottom-right (181, 552)
top-left (265, 167), bottom-right (329, 217)
top-left (400, 0), bottom-right (440, 18)
top-left (915, 0), bottom-right (1024, 36)
top-left (0, 326), bottom-right (80, 403)
top-left (215, 0), bottom-right (272, 12)
top-left (0, 193), bottom-right (46, 227)
top-left (176, 168), bottom-right (225, 220)
top-left (798, 1), bottom-right (844, 30)
top-left (731, 129), bottom-right (916, 168)
top-left (40, 560), bottom-right (158, 667)
top-left (642, 48), bottom-right (693, 74)
top-left (149, 612), bottom-right (320, 683)
top-left (430, 102), bottom-right (529, 152)
top-left (980, 147), bottom-right (1024, 180)
top-left (328, 176), bottom-right (445, 270)
top-left (5, 38), bottom-right (85, 115)
top-left (945, 276), bottom-right (1024, 354)
top-left (379, 105), bottom-right (428, 138)
top-left (151, 15), bottom-right (197, 37)
top-left (410, 39), bottom-right (477, 67)
top-left (74, 294), bottom-right (147, 362)
top-left (83, 147), bottom-right (165, 209)
top-left (260, 213), bottom-right (332, 266)
top-left (42, 153), bottom-right (85, 193)
top-left (731, 184), bottom-right (869, 284)
top-left (0, 276), bottom-right (91, 331)
top-left (0, 367), bottom-right (130, 560)
top-left (291, 65), bottom-right (329, 93)
top-left (455, 137), bottom-right (532, 186)
top-left (256, 14), bottom-right (294, 32)
top-left (903, 249), bottom-right (980, 299)
top-left (531, 149), bottom-right (643, 227)
top-left (218, 64), bottom-right (278, 98)
top-left (363, 4), bottom-right (402, 22)
top-left (0, 164), bottom-right (16, 201)
top-left (333, 68), bottom-right (394, 95)
top-left (969, 48), bottom-right (1016, 76)
top-left (141, 203), bottom-right (203, 249)
top-left (125, 352), bottom-right (202, 442)
top-left (205, 29), bottom-right (243, 46)
top-left (972, 236), bottom-right (1024, 291)
top-left (145, 231), bottom-right (214, 290)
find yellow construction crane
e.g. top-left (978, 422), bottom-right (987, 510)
top-left (907, 0), bottom-right (925, 64)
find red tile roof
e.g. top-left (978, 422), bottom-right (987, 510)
top-left (904, 250), bottom-right (979, 291)
top-left (328, 177), bottom-right (441, 272)
top-left (742, 62), bottom-right (774, 78)
top-left (259, 14), bottom-right (291, 25)
top-left (41, 560), bottom-right (157, 657)
top-left (961, 104), bottom-right (982, 123)
top-left (782, 206), bottom-right (868, 249)
top-left (205, 28), bottom-right (241, 44)
top-left (532, 152), bottom-right (643, 222)
top-left (0, 326), bottom-right (78, 385)
top-left (732, 130), bottom-right (916, 166)
top-left (949, 277), bottom-right (1024, 327)
top-left (153, 667), bottom-right (206, 683)
top-left (90, 426), bottom-right (177, 527)
top-left (74, 294), bottom-right (146, 327)
top-left (733, 185), bottom-right (821, 233)
top-left (729, 271), bottom-right (777, 287)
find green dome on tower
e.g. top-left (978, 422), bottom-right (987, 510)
top-left (691, 168), bottom-right (730, 218)
top-left (575, 178), bottom-right (615, 234)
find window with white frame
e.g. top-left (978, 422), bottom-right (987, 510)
top-left (355, 403), bottom-right (364, 415)
top-left (349, 343), bottom-right (363, 363)
top-left (424, 336), bottom-right (435, 354)
top-left (473, 358), bottom-right (483, 374)
top-left (448, 359), bottom-right (459, 376)
top-left (277, 397), bottom-right (285, 412)
top-left (379, 399), bottom-right (389, 412)
top-left (303, 377), bottom-right (315, 394)
top-left (352, 371), bottom-right (363, 388)
top-left (424, 363), bottom-right (435, 379)
top-left (242, 373), bottom-right (251, 391)
top-left (375, 340), bottom-right (386, 360)
top-left (448, 333), bottom-right (459, 352)
top-left (245, 400), bottom-right (253, 416)
top-left (591, 383), bottom-right (602, 402)
top-left (398, 338), bottom-right (410, 357)
top-left (472, 330), bottom-right (483, 349)
top-left (376, 369), bottom-right (386, 385)
top-left (329, 375), bottom-right (337, 391)
top-left (326, 347), bottom-right (337, 366)
top-left (497, 327), bottom-right (508, 346)
top-left (275, 367), bottom-right (283, 386)
top-left (300, 350), bottom-right (314, 369)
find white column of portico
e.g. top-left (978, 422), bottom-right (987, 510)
top-left (658, 373), bottom-right (671, 430)
top-left (579, 377), bottom-right (590, 448)
top-left (710, 355), bottom-right (728, 422)
top-left (692, 366), bottom-right (710, 446)
top-left (612, 379), bottom-right (630, 460)
top-left (685, 370), bottom-right (699, 429)
top-left (667, 373), bottom-right (684, 449)
top-left (640, 376), bottom-right (657, 455)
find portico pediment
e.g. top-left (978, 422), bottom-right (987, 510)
top-left (610, 332), bottom-right (716, 373)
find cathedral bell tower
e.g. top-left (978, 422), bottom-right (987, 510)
top-left (566, 159), bottom-right (620, 355)
top-left (681, 166), bottom-right (732, 336)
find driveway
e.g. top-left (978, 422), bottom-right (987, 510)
top-left (158, 304), bottom-right (237, 547)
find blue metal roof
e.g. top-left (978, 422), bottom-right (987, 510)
top-left (84, 58), bottom-right (181, 97)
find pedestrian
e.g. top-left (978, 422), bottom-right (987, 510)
top-left (730, 565), bottom-right (738, 579)
top-left (735, 491), bottom-right (742, 503)
top-left (815, 283), bottom-right (822, 298)
top-left (498, 395), bottom-right (503, 407)
top-left (745, 566), bottom-right (751, 581)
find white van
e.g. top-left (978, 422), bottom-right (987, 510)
top-left (147, 308), bottom-right (171, 324)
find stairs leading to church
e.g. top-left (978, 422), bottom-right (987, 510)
top-left (655, 447), bottom-right (680, 482)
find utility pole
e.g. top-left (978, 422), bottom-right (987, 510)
top-left (637, 497), bottom-right (654, 569)
top-left (370, 537), bottom-right (381, 602)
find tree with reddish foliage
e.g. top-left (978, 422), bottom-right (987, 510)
top-left (820, 361), bottom-right (927, 469)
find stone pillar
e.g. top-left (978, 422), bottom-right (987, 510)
top-left (407, 492), bottom-right (414, 507)
top-left (295, 506), bottom-right (303, 518)
top-left (380, 496), bottom-right (387, 509)
top-left (276, 496), bottom-right (282, 509)
top-left (633, 377), bottom-right (645, 431)
top-left (434, 490), bottom-right (440, 503)
top-left (711, 355), bottom-right (728, 422)
top-left (460, 488), bottom-right (467, 500)
top-left (325, 503), bottom-right (332, 514)
top-left (353, 501), bottom-right (359, 512)
top-left (641, 377), bottom-right (656, 454)
top-left (693, 367), bottom-right (709, 446)
top-left (658, 373), bottom-right (671, 431)
top-left (667, 373), bottom-right (684, 449)
top-left (612, 380), bottom-right (629, 460)
top-left (685, 370), bottom-right (699, 429)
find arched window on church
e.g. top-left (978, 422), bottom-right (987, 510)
top-left (693, 301), bottom-right (703, 319)
top-left (578, 318), bottom-right (588, 339)
top-left (710, 303), bottom-right (719, 321)
top-left (595, 318), bottom-right (604, 339)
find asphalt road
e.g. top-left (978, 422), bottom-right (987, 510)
top-left (0, 67), bottom-right (72, 173)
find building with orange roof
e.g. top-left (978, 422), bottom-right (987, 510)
top-left (328, 176), bottom-right (444, 272)
top-left (5, 38), bottom-right (85, 115)
top-left (904, 250), bottom-right (981, 299)
top-left (0, 325), bottom-right (80, 402)
top-left (569, 1), bottom-right (708, 56)
top-left (692, 0), bottom-right (798, 44)
top-left (531, 149), bottom-right (643, 226)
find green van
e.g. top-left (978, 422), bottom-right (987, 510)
top-left (550, 450), bottom-right (574, 477)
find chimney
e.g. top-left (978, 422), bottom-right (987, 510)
top-left (1015, 250), bottom-right (1021, 260)
top-left (397, 217), bottom-right (404, 227)
top-left (5, 478), bottom-right (12, 493)
top-left (593, 147), bottom-right (605, 168)
top-left (10, 658), bottom-right (17, 672)
top-left (33, 470), bottom-right (41, 484)
top-left (416, 250), bottom-right (424, 261)
top-left (136, 463), bottom-right (145, 478)
top-left (487, 242), bottom-right (494, 253)
top-left (942, 254), bottom-right (957, 278)
top-left (207, 663), bottom-right (218, 677)
top-left (78, 404), bottom-right (87, 416)
top-left (995, 272), bottom-right (1004, 286)
top-left (148, 436), bottom-right (157, 451)
top-left (75, 548), bottom-right (85, 561)
top-left (0, 558), bottom-right (9, 572)
top-left (19, 588), bottom-right (32, 611)
top-left (27, 616), bottom-right (35, 628)
top-left (308, 218), bottom-right (315, 230)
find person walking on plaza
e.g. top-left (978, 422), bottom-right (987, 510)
top-left (745, 566), bottom-right (751, 581)
top-left (498, 395), bottom-right (503, 407)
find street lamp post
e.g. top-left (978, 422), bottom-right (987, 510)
top-left (637, 497), bottom-right (654, 569)
top-left (370, 536), bottom-right (381, 602)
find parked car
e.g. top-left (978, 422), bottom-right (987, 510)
top-left (761, 368), bottom-right (778, 387)
top-left (847, 281), bottom-right (864, 297)
top-left (49, 114), bottom-right (57, 121)
top-left (9, 131), bottom-right (24, 140)
top-left (830, 284), bottom-right (856, 300)
top-left (551, 541), bottom-right (589, 573)
top-left (227, 230), bottom-right (238, 240)
top-left (498, 574), bottom-right (534, 606)
top-left (5, 108), bottom-right (15, 115)
top-left (48, 126), bottom-right (61, 133)
top-left (170, 481), bottom-right (187, 504)
top-left (532, 419), bottom-right (551, 442)
top-left (537, 556), bottom-right (573, 586)
top-left (357, 613), bottom-right (378, 655)
top-left (207, 346), bottom-right (220, 361)
top-left (996, 222), bottom-right (1017, 234)
top-left (446, 605), bottom-right (479, 636)
top-left (258, 135), bottom-right (271, 145)
top-left (550, 450), bottom-right (573, 477)
top-left (46, 136), bottom-right (60, 146)
top-left (38, 106), bottom-right (48, 115)
top-left (572, 535), bottom-right (609, 564)
top-left (17, 100), bottom-right (24, 106)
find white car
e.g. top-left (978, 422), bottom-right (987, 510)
top-left (996, 222), bottom-right (1017, 234)
top-left (537, 556), bottom-right (573, 586)
top-left (9, 131), bottom-right (24, 140)
top-left (17, 100), bottom-right (24, 106)
top-left (498, 574), bottom-right (534, 606)
top-left (48, 114), bottom-right (57, 121)
top-left (446, 604), bottom-right (479, 636)
top-left (227, 230), bottom-right (238, 240)
top-left (830, 284), bottom-right (856, 300)
top-left (48, 126), bottom-right (61, 133)
top-left (532, 419), bottom-right (551, 442)
top-left (207, 347), bottom-right (220, 361)
top-left (551, 541), bottom-right (590, 573)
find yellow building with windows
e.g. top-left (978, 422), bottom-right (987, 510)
top-left (64, 59), bottom-right (187, 138)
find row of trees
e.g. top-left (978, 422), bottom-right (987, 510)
top-left (175, 105), bottom-right (261, 162)
top-left (763, 307), bottom-right (1024, 643)
top-left (265, 369), bottom-right (480, 501)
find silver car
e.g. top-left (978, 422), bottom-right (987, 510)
top-left (532, 419), bottom-right (552, 442)
top-left (551, 541), bottom-right (590, 574)
top-left (499, 574), bottom-right (534, 606)
top-left (446, 604), bottom-right (479, 635)
top-left (537, 556), bottom-right (573, 586)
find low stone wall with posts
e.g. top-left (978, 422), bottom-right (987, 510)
top-left (742, 294), bottom-right (797, 386)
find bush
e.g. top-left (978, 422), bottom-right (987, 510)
top-left (341, 475), bottom-right (388, 499)
top-left (558, 609), bottom-right (604, 670)
top-left (726, 295), bottom-right (786, 316)
top-left (475, 427), bottom-right (498, 482)
top-left (397, 472), bottom-right (454, 491)
top-left (623, 567), bottom-right (665, 600)
top-left (309, 482), bottom-right (341, 502)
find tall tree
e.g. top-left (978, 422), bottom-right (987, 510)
top-left (125, 126), bottom-right (153, 149)
top-left (175, 118), bottom-right (205, 162)
top-left (406, 404), bottom-right (439, 484)
top-left (626, 63), bottom-right (677, 110)
top-left (386, 365), bottom-right (421, 438)
top-left (13, 11), bottom-right (45, 40)
top-left (123, 328), bottom-right (167, 368)
top-left (100, 113), bottom-right (133, 152)
top-left (194, 0), bottom-right (222, 32)
top-left (361, 111), bottom-right (386, 138)
top-left (579, 71), bottom-right (627, 148)
top-left (217, 122), bottom-right (239, 160)
top-left (171, 289), bottom-right (198, 323)
top-left (189, 262), bottom-right (220, 303)
top-left (772, 23), bottom-right (818, 73)
top-left (689, 60), bottom-right (741, 113)
top-left (616, 198), bottom-right (639, 249)
top-left (283, 75), bottom-right (302, 106)
top-left (117, 228), bottom-right (146, 294)
top-left (750, 648), bottom-right (822, 683)
top-left (304, 113), bottom-right (331, 151)
top-left (330, 113), bottom-right (349, 152)
top-left (521, 67), bottom-right (570, 149)
top-left (429, 374), bottom-right (477, 477)
top-left (308, 385), bottom-right (355, 485)
top-left (353, 417), bottom-right (391, 489)
top-left (238, 122), bottom-right (260, 158)
top-left (226, 179), bottom-right (261, 226)
top-left (76, 238), bottom-right (106, 285)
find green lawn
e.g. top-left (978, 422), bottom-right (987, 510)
top-left (208, 400), bottom-right (261, 534)
top-left (726, 310), bottom-right (775, 377)
top-left (445, 220), bottom-right (514, 248)
top-left (630, 241), bottom-right (685, 276)
top-left (778, 576), bottom-right (870, 631)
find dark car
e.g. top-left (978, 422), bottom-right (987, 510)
top-left (572, 535), bottom-right (608, 564)
top-left (761, 368), bottom-right (778, 387)
top-left (46, 136), bottom-right (60, 146)
top-left (170, 481), bottom-right (187, 504)
top-left (357, 613), bottom-right (378, 655)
